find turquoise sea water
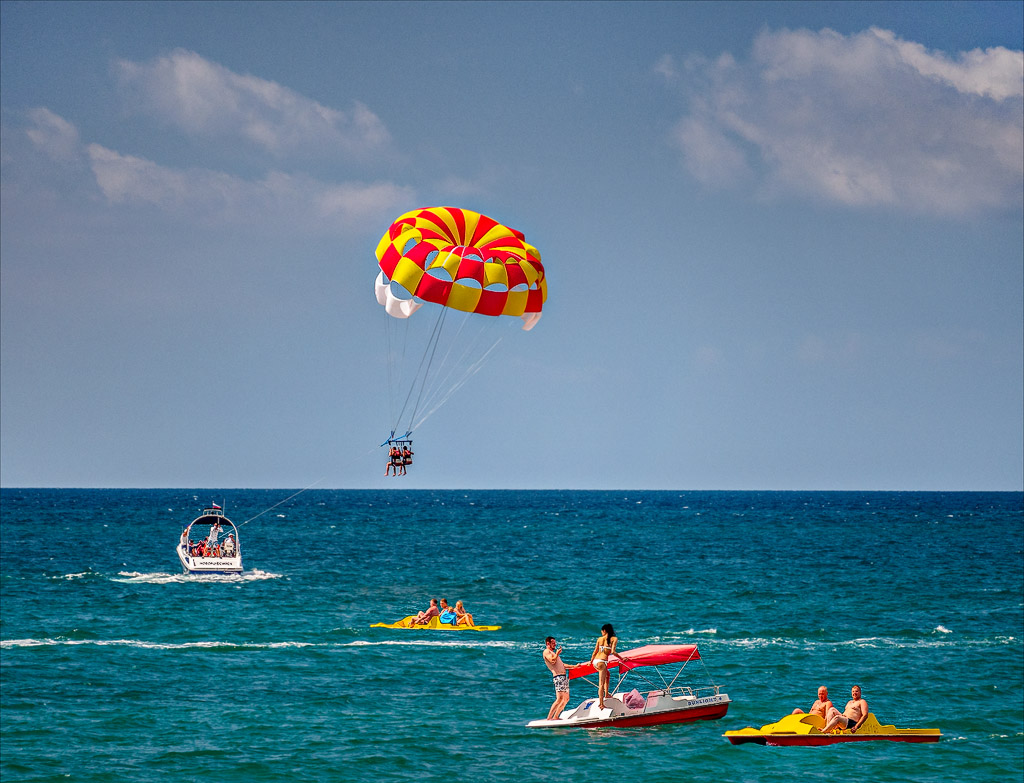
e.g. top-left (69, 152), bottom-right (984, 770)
top-left (1, 489), bottom-right (1022, 782)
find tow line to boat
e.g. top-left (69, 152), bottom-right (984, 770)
top-left (236, 478), bottom-right (323, 528)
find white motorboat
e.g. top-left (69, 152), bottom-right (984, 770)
top-left (527, 644), bottom-right (730, 729)
top-left (176, 504), bottom-right (242, 574)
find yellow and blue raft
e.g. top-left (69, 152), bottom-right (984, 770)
top-left (371, 615), bottom-right (501, 631)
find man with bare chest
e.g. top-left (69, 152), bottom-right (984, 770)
top-left (543, 636), bottom-right (570, 720)
top-left (792, 685), bottom-right (834, 718)
top-left (821, 685), bottom-right (869, 733)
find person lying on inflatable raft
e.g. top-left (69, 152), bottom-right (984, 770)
top-left (371, 598), bottom-right (501, 631)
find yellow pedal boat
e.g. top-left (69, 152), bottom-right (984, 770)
top-left (370, 615), bottom-right (501, 631)
top-left (724, 712), bottom-right (941, 746)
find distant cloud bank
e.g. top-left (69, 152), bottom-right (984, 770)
top-left (663, 27), bottom-right (1023, 216)
top-left (19, 51), bottom-right (414, 232)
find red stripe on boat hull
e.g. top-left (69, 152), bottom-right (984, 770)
top-left (579, 702), bottom-right (729, 729)
top-left (764, 734), bottom-right (941, 746)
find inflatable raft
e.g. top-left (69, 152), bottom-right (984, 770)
top-left (371, 615), bottom-right (501, 631)
top-left (724, 712), bottom-right (941, 746)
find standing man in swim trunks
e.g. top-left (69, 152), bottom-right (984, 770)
top-left (543, 637), bottom-right (570, 720)
top-left (792, 685), bottom-right (834, 718)
top-left (820, 685), bottom-right (868, 733)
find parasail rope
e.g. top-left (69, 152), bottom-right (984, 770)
top-left (404, 304), bottom-right (449, 433)
top-left (237, 478), bottom-right (324, 528)
top-left (411, 335), bottom-right (503, 432)
top-left (390, 244), bottom-right (467, 436)
top-left (381, 244), bottom-right (514, 437)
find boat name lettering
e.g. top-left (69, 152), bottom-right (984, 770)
top-left (692, 696), bottom-right (723, 706)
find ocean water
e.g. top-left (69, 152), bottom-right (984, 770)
top-left (1, 489), bottom-right (1021, 782)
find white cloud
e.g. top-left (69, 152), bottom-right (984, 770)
top-left (114, 49), bottom-right (391, 159)
top-left (670, 27), bottom-right (1024, 216)
top-left (870, 27), bottom-right (1023, 101)
top-left (11, 105), bottom-right (413, 233)
top-left (87, 143), bottom-right (414, 232)
top-left (25, 107), bottom-right (81, 161)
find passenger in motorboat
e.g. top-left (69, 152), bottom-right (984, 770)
top-left (207, 521), bottom-right (222, 550)
top-left (590, 623), bottom-right (619, 709)
top-left (792, 685), bottom-right (834, 717)
top-left (190, 538), bottom-right (223, 557)
top-left (543, 637), bottom-right (571, 720)
top-left (820, 685), bottom-right (869, 733)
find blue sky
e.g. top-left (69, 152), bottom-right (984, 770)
top-left (1, 1), bottom-right (1021, 490)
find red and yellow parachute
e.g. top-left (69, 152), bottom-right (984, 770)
top-left (375, 206), bottom-right (546, 330)
top-left (374, 207), bottom-right (546, 444)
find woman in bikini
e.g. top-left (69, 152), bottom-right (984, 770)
top-left (454, 600), bottom-right (474, 627)
top-left (590, 623), bottom-right (619, 709)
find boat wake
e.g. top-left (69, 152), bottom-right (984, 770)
top-left (0, 638), bottom-right (316, 651)
top-left (721, 634), bottom-right (1019, 650)
top-left (346, 638), bottom-right (523, 650)
top-left (112, 569), bottom-right (282, 584)
top-left (0, 637), bottom-right (524, 651)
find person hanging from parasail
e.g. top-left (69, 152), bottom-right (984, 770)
top-left (385, 445), bottom-right (402, 477)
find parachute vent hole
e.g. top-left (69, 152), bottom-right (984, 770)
top-left (424, 267), bottom-right (454, 283)
top-left (388, 280), bottom-right (415, 299)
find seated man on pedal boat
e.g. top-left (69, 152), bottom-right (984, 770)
top-left (724, 685), bottom-right (941, 745)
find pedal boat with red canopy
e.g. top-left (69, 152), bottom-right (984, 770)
top-left (176, 505), bottom-right (242, 575)
top-left (724, 712), bottom-right (941, 746)
top-left (527, 644), bottom-right (730, 729)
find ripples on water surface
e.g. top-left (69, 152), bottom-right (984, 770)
top-left (1, 489), bottom-right (1021, 782)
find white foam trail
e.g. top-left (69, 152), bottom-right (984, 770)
top-left (346, 638), bottom-right (522, 649)
top-left (0, 638), bottom-right (317, 650)
top-left (722, 635), bottom-right (1018, 650)
top-left (934, 625), bottom-right (953, 634)
top-left (0, 637), bottom-right (526, 651)
top-left (111, 569), bottom-right (282, 584)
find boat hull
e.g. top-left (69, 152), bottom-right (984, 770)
top-left (176, 544), bottom-right (242, 574)
top-left (762, 733), bottom-right (940, 746)
top-left (528, 692), bottom-right (730, 729)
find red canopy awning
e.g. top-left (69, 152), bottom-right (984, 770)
top-left (567, 644), bottom-right (701, 680)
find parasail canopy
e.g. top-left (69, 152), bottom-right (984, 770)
top-left (375, 206), bottom-right (546, 331)
top-left (567, 644), bottom-right (701, 680)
